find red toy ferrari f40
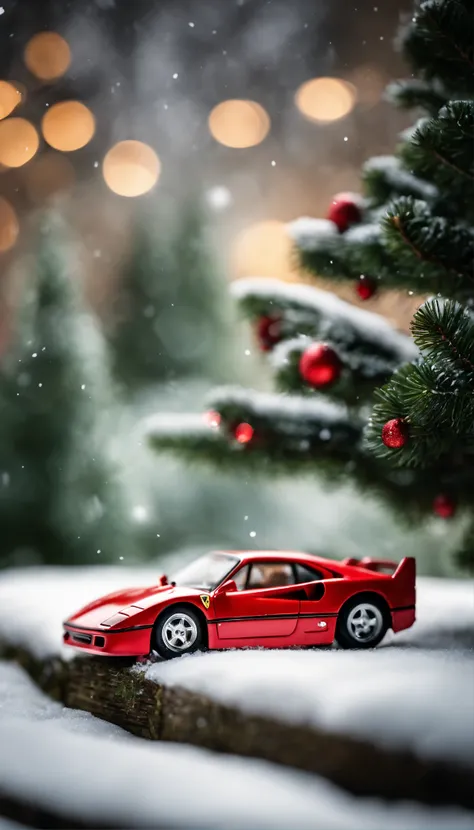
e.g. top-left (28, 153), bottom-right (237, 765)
top-left (63, 550), bottom-right (416, 659)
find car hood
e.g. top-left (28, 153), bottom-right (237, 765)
top-left (65, 583), bottom-right (206, 630)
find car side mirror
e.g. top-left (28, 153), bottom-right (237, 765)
top-left (220, 579), bottom-right (238, 594)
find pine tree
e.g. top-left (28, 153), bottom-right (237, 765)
top-left (0, 216), bottom-right (132, 567)
top-left (147, 0), bottom-right (474, 569)
top-left (108, 200), bottom-right (232, 396)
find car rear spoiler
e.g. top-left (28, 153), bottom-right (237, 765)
top-left (342, 556), bottom-right (416, 580)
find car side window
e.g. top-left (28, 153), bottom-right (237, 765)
top-left (247, 563), bottom-right (294, 589)
top-left (232, 565), bottom-right (249, 591)
top-left (294, 564), bottom-right (324, 583)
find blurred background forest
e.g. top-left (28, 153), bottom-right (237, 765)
top-left (0, 0), bottom-right (465, 574)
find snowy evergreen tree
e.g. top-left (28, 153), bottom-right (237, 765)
top-left (108, 200), bottom-right (231, 396)
top-left (147, 0), bottom-right (474, 569)
top-left (0, 217), bottom-right (132, 567)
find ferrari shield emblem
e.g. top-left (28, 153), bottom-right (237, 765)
top-left (200, 594), bottom-right (210, 610)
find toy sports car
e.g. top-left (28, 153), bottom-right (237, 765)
top-left (63, 550), bottom-right (416, 659)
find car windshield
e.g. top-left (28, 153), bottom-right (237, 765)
top-left (171, 553), bottom-right (239, 591)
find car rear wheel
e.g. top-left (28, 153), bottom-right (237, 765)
top-left (153, 606), bottom-right (204, 660)
top-left (336, 596), bottom-right (389, 649)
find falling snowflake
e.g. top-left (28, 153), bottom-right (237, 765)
top-left (132, 505), bottom-right (148, 522)
top-left (206, 185), bottom-right (232, 210)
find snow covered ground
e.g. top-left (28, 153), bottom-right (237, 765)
top-left (145, 645), bottom-right (474, 767)
top-left (0, 566), bottom-right (472, 772)
top-left (0, 661), bottom-right (473, 830)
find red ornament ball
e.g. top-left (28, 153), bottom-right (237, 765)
top-left (381, 418), bottom-right (408, 449)
top-left (235, 422), bottom-right (254, 444)
top-left (299, 343), bottom-right (342, 388)
top-left (327, 192), bottom-right (363, 233)
top-left (433, 494), bottom-right (456, 519)
top-left (356, 276), bottom-right (377, 301)
top-left (256, 315), bottom-right (281, 351)
top-left (204, 410), bottom-right (221, 428)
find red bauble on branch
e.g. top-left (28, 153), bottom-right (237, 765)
top-left (356, 276), bottom-right (377, 301)
top-left (299, 343), bottom-right (342, 388)
top-left (327, 192), bottom-right (363, 233)
top-left (256, 315), bottom-right (282, 352)
top-left (433, 494), bottom-right (456, 519)
top-left (381, 418), bottom-right (408, 449)
top-left (204, 410), bottom-right (221, 428)
top-left (234, 422), bottom-right (254, 444)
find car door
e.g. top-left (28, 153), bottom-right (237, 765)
top-left (292, 562), bottom-right (340, 643)
top-left (213, 562), bottom-right (302, 640)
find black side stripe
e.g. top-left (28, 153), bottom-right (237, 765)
top-left (208, 612), bottom-right (337, 625)
top-left (64, 623), bottom-right (153, 634)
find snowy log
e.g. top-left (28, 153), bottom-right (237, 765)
top-left (0, 642), bottom-right (473, 817)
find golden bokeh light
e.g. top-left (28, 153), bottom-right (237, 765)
top-left (102, 140), bottom-right (161, 197)
top-left (295, 78), bottom-right (356, 123)
top-left (0, 118), bottom-right (39, 168)
top-left (209, 100), bottom-right (270, 149)
top-left (42, 101), bottom-right (95, 152)
top-left (24, 32), bottom-right (71, 81)
top-left (0, 82), bottom-right (22, 121)
top-left (232, 220), bottom-right (296, 281)
top-left (23, 152), bottom-right (75, 204)
top-left (0, 197), bottom-right (19, 253)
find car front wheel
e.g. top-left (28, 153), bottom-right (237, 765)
top-left (153, 605), bottom-right (204, 660)
top-left (336, 596), bottom-right (389, 649)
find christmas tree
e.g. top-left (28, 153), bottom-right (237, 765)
top-left (108, 200), bottom-right (233, 397)
top-left (147, 0), bottom-right (473, 569)
top-left (0, 216), bottom-right (132, 567)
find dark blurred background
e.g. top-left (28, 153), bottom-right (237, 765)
top-left (1, 0), bottom-right (413, 306)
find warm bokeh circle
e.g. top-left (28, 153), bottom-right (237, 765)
top-left (0, 118), bottom-right (39, 167)
top-left (295, 78), bottom-right (356, 123)
top-left (232, 220), bottom-right (295, 280)
top-left (0, 198), bottom-right (19, 253)
top-left (0, 82), bottom-right (22, 121)
top-left (42, 101), bottom-right (96, 152)
top-left (102, 141), bottom-right (161, 197)
top-left (24, 32), bottom-right (71, 81)
top-left (208, 100), bottom-right (270, 148)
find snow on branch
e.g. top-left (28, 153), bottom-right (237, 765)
top-left (286, 218), bottom-right (339, 252)
top-left (145, 413), bottom-right (218, 439)
top-left (363, 155), bottom-right (438, 202)
top-left (231, 278), bottom-right (417, 363)
top-left (208, 385), bottom-right (350, 425)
